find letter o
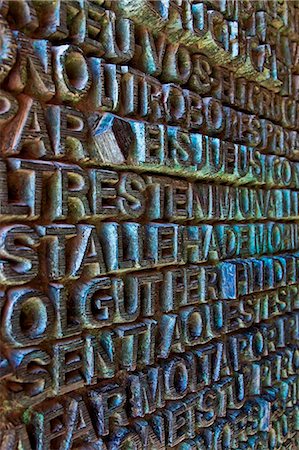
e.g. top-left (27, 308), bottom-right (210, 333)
top-left (180, 307), bottom-right (204, 345)
top-left (203, 97), bottom-right (224, 132)
top-left (64, 50), bottom-right (89, 90)
top-left (53, 45), bottom-right (91, 103)
top-left (2, 288), bottom-right (55, 346)
top-left (281, 159), bottom-right (292, 185)
top-left (187, 311), bottom-right (203, 340)
top-left (270, 224), bottom-right (282, 252)
top-left (252, 330), bottom-right (265, 357)
top-left (164, 358), bottom-right (189, 399)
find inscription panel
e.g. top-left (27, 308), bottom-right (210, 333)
top-left (0, 1), bottom-right (298, 449)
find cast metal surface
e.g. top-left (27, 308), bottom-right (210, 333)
top-left (0, 1), bottom-right (298, 449)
